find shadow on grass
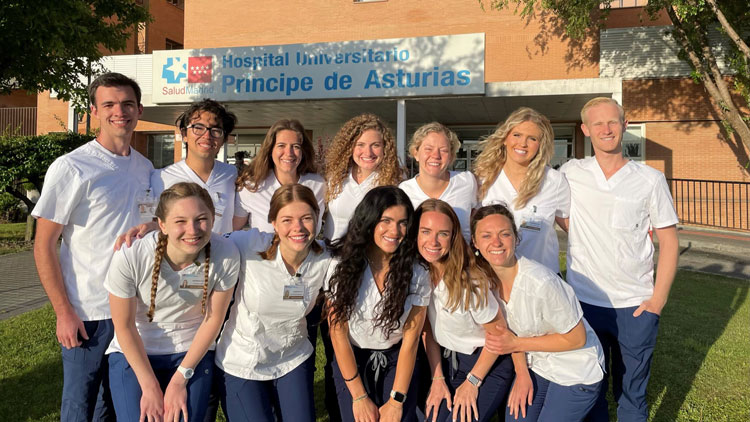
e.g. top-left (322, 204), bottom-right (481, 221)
top-left (647, 271), bottom-right (749, 422)
top-left (0, 356), bottom-right (62, 421)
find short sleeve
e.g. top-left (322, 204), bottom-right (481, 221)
top-left (31, 159), bottom-right (85, 225)
top-left (409, 265), bottom-right (432, 307)
top-left (233, 189), bottom-right (250, 219)
top-left (104, 247), bottom-right (138, 299)
top-left (649, 173), bottom-right (679, 229)
top-left (226, 228), bottom-right (273, 258)
top-left (470, 289), bottom-right (500, 326)
top-left (149, 168), bottom-right (166, 199)
top-left (466, 172), bottom-right (478, 209)
top-left (538, 274), bottom-right (582, 335)
top-left (556, 172), bottom-right (571, 219)
top-left (302, 174), bottom-right (327, 234)
top-left (323, 256), bottom-right (342, 292)
top-left (212, 236), bottom-right (241, 291)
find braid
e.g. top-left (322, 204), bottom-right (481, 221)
top-left (201, 242), bottom-right (211, 316)
top-left (148, 232), bottom-right (168, 322)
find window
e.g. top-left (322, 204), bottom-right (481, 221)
top-left (225, 133), bottom-right (266, 165)
top-left (147, 133), bottom-right (175, 169)
top-left (604, 0), bottom-right (647, 8)
top-left (165, 38), bottom-right (183, 50)
top-left (551, 124), bottom-right (576, 169)
top-left (166, 0), bottom-right (185, 9)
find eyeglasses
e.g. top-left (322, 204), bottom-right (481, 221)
top-left (186, 124), bottom-right (225, 139)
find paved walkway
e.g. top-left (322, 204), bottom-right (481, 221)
top-left (1, 226), bottom-right (748, 321)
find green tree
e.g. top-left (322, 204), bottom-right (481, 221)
top-left (0, 132), bottom-right (91, 212)
top-left (0, 0), bottom-right (151, 105)
top-left (482, 0), bottom-right (750, 163)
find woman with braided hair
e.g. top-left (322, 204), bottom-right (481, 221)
top-left (105, 182), bottom-right (240, 422)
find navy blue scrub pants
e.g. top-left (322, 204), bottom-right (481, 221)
top-left (60, 318), bottom-right (115, 422)
top-left (581, 303), bottom-right (660, 422)
top-left (108, 350), bottom-right (215, 422)
top-left (427, 347), bottom-right (514, 422)
top-left (222, 355), bottom-right (316, 422)
top-left (332, 342), bottom-right (420, 422)
top-left (504, 370), bottom-right (602, 422)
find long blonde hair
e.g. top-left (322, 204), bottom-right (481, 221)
top-left (148, 182), bottom-right (215, 322)
top-left (235, 119), bottom-right (317, 192)
top-left (415, 199), bottom-right (493, 312)
top-left (474, 107), bottom-right (554, 208)
top-left (324, 113), bottom-right (403, 203)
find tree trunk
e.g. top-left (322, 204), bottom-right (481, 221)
top-left (24, 213), bottom-right (35, 242)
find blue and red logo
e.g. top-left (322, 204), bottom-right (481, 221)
top-left (162, 56), bottom-right (213, 84)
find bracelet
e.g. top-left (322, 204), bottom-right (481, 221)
top-left (432, 376), bottom-right (445, 380)
top-left (352, 393), bottom-right (368, 403)
top-left (343, 372), bottom-right (360, 382)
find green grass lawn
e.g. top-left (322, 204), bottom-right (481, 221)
top-left (1, 270), bottom-right (747, 422)
top-left (0, 222), bottom-right (32, 255)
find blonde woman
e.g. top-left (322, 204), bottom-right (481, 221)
top-left (474, 108), bottom-right (570, 274)
top-left (105, 182), bottom-right (240, 422)
top-left (399, 122), bottom-right (476, 241)
top-left (233, 119), bottom-right (326, 232)
top-left (324, 113), bottom-right (403, 241)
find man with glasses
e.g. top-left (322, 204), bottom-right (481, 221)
top-left (151, 99), bottom-right (239, 234)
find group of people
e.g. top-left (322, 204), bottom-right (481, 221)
top-left (33, 72), bottom-right (678, 422)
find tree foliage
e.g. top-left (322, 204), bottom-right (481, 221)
top-left (482, 0), bottom-right (750, 163)
top-left (0, 132), bottom-right (91, 212)
top-left (0, 0), bottom-right (151, 105)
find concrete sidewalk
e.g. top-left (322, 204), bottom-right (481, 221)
top-left (1, 225), bottom-right (748, 321)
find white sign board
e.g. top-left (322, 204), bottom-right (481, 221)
top-left (152, 33), bottom-right (484, 103)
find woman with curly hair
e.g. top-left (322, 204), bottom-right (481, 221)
top-left (399, 122), bottom-right (476, 241)
top-left (326, 186), bottom-right (431, 422)
top-left (105, 182), bottom-right (240, 422)
top-left (416, 199), bottom-right (519, 422)
top-left (233, 119), bottom-right (326, 233)
top-left (473, 107), bottom-right (570, 274)
top-left (217, 184), bottom-right (332, 422)
top-left (472, 204), bottom-right (604, 422)
top-left (324, 113), bottom-right (403, 241)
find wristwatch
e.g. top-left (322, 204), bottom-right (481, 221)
top-left (389, 390), bottom-right (406, 403)
top-left (467, 372), bottom-right (483, 387)
top-left (177, 365), bottom-right (194, 380)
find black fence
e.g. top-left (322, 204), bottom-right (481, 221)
top-left (668, 178), bottom-right (749, 231)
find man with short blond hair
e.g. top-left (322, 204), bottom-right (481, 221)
top-left (560, 97), bottom-right (679, 422)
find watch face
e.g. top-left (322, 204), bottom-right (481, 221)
top-left (185, 368), bottom-right (194, 378)
top-left (390, 391), bottom-right (406, 403)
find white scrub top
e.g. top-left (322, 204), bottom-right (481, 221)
top-left (32, 140), bottom-right (154, 321)
top-left (104, 231), bottom-right (240, 355)
top-left (216, 230), bottom-right (332, 380)
top-left (561, 158), bottom-right (678, 308)
top-left (326, 260), bottom-right (432, 350)
top-left (234, 172), bottom-right (326, 233)
top-left (151, 160), bottom-right (237, 235)
top-left (324, 169), bottom-right (379, 241)
top-left (499, 257), bottom-right (604, 386)
top-left (399, 171), bottom-right (477, 241)
top-left (428, 279), bottom-right (499, 355)
top-left (481, 167), bottom-right (570, 273)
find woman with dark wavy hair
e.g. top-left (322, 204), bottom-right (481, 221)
top-left (326, 186), bottom-right (431, 422)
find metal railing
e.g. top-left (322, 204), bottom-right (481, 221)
top-left (0, 107), bottom-right (37, 136)
top-left (668, 178), bottom-right (750, 231)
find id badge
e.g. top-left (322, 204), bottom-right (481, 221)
top-left (520, 217), bottom-right (542, 232)
top-left (180, 274), bottom-right (205, 289)
top-left (283, 285), bottom-right (304, 300)
top-left (137, 188), bottom-right (157, 223)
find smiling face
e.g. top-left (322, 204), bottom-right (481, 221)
top-left (472, 213), bottom-right (517, 268)
top-left (505, 121), bottom-right (542, 168)
top-left (184, 111), bottom-right (224, 161)
top-left (352, 129), bottom-right (384, 178)
top-left (372, 205), bottom-right (408, 256)
top-left (581, 102), bottom-right (626, 155)
top-left (272, 200), bottom-right (317, 256)
top-left (90, 85), bottom-right (142, 144)
top-left (271, 129), bottom-right (303, 176)
top-left (415, 131), bottom-right (453, 178)
top-left (158, 196), bottom-right (214, 264)
top-left (417, 211), bottom-right (453, 264)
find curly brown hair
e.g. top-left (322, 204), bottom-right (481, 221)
top-left (235, 119), bottom-right (318, 192)
top-left (324, 113), bottom-right (403, 203)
